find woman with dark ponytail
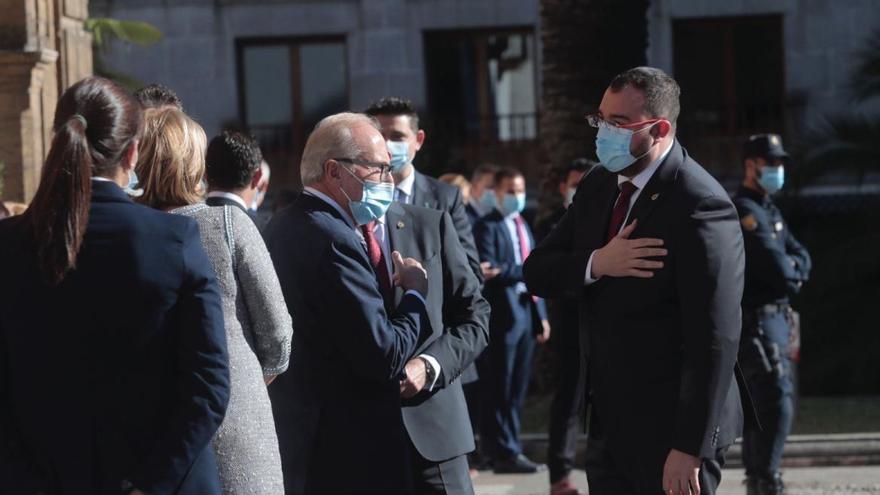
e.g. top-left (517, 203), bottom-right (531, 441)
top-left (0, 77), bottom-right (230, 494)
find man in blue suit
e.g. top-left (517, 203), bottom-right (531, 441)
top-left (265, 112), bottom-right (433, 494)
top-left (474, 167), bottom-right (549, 474)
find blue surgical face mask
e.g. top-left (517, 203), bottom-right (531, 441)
top-left (500, 193), bottom-right (526, 216)
top-left (758, 165), bottom-right (785, 195)
top-left (250, 190), bottom-right (265, 212)
top-left (339, 165), bottom-right (395, 225)
top-left (124, 170), bottom-right (144, 197)
top-left (387, 141), bottom-right (409, 173)
top-left (478, 189), bottom-right (497, 211)
top-left (595, 122), bottom-right (657, 173)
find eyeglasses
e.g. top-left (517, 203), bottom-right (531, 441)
top-left (333, 158), bottom-right (392, 180)
top-left (585, 113), bottom-right (661, 130)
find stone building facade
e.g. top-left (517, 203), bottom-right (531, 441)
top-left (0, 0), bottom-right (92, 202)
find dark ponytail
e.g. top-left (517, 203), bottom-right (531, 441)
top-left (26, 77), bottom-right (143, 284)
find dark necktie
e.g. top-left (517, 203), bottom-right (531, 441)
top-left (361, 221), bottom-right (393, 305)
top-left (606, 181), bottom-right (638, 243)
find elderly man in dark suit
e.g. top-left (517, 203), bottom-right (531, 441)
top-left (524, 67), bottom-right (750, 495)
top-left (265, 112), bottom-right (434, 494)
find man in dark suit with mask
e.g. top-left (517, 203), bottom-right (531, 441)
top-left (475, 167), bottom-right (550, 475)
top-left (204, 130), bottom-right (267, 226)
top-left (524, 67), bottom-right (749, 495)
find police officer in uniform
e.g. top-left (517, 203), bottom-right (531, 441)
top-left (735, 134), bottom-right (811, 495)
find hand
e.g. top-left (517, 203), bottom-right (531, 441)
top-left (480, 261), bottom-right (501, 280)
top-left (591, 220), bottom-right (667, 279)
top-left (537, 319), bottom-right (551, 344)
top-left (264, 374), bottom-right (277, 386)
top-left (392, 251), bottom-right (428, 296)
top-left (399, 358), bottom-right (427, 398)
top-left (663, 449), bottom-right (701, 495)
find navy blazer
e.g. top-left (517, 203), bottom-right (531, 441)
top-left (0, 180), bottom-right (229, 495)
top-left (474, 210), bottom-right (547, 335)
top-left (264, 193), bottom-right (432, 494)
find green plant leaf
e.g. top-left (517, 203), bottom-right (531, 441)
top-left (85, 18), bottom-right (163, 51)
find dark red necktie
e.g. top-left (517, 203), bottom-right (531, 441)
top-left (606, 181), bottom-right (638, 243)
top-left (361, 222), bottom-right (393, 304)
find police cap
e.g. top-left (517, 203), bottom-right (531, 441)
top-left (743, 133), bottom-right (789, 160)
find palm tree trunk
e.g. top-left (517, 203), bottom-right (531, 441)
top-left (539, 0), bottom-right (650, 171)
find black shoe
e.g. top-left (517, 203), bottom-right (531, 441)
top-left (492, 454), bottom-right (547, 474)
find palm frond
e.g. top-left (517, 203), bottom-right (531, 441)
top-left (85, 18), bottom-right (163, 52)
top-left (793, 115), bottom-right (880, 185)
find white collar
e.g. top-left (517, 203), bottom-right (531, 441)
top-left (206, 191), bottom-right (249, 211)
top-left (303, 187), bottom-right (356, 230)
top-left (91, 176), bottom-right (116, 183)
top-left (618, 140), bottom-right (673, 190)
top-left (396, 168), bottom-right (416, 197)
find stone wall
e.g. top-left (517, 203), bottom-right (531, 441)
top-left (0, 0), bottom-right (91, 203)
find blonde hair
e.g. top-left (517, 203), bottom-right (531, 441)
top-left (136, 107), bottom-right (207, 209)
top-left (300, 112), bottom-right (381, 186)
top-left (439, 173), bottom-right (471, 204)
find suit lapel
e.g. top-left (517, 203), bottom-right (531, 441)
top-left (412, 172), bottom-right (437, 209)
top-left (583, 172), bottom-right (620, 250)
top-left (626, 140), bottom-right (682, 237)
top-left (386, 203), bottom-right (408, 306)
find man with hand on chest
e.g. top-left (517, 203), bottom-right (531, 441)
top-left (524, 66), bottom-right (752, 495)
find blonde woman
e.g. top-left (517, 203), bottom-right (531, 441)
top-left (136, 108), bottom-right (291, 495)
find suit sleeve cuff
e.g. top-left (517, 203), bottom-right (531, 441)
top-left (418, 354), bottom-right (442, 391)
top-left (404, 289), bottom-right (427, 306)
top-left (584, 250), bottom-right (599, 285)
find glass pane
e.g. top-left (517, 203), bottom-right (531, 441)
top-left (487, 33), bottom-right (537, 141)
top-left (299, 42), bottom-right (348, 132)
top-left (242, 45), bottom-right (292, 127)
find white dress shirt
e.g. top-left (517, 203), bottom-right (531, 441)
top-left (584, 142), bottom-right (673, 284)
top-left (206, 191), bottom-right (249, 211)
top-left (395, 169), bottom-right (416, 204)
top-left (303, 187), bottom-right (440, 390)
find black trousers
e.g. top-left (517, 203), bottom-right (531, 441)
top-left (410, 441), bottom-right (474, 495)
top-left (547, 299), bottom-right (587, 483)
top-left (584, 411), bottom-right (726, 495)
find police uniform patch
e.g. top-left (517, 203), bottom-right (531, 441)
top-left (741, 214), bottom-right (758, 231)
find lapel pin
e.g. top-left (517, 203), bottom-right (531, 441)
top-left (651, 193), bottom-right (660, 201)
top-left (397, 221), bottom-right (405, 229)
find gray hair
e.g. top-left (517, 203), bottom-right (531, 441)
top-left (300, 112), bottom-right (381, 186)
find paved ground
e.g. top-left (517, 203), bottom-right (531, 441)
top-left (473, 465), bottom-right (880, 495)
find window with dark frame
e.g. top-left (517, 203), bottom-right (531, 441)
top-left (236, 37), bottom-right (348, 190)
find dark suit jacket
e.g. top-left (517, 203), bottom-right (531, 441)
top-left (0, 180), bottom-right (229, 495)
top-left (411, 172), bottom-right (482, 284)
top-left (264, 193), bottom-right (432, 494)
top-left (205, 196), bottom-right (268, 232)
top-left (474, 210), bottom-right (548, 335)
top-left (385, 203), bottom-right (490, 462)
top-left (524, 141), bottom-right (747, 462)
